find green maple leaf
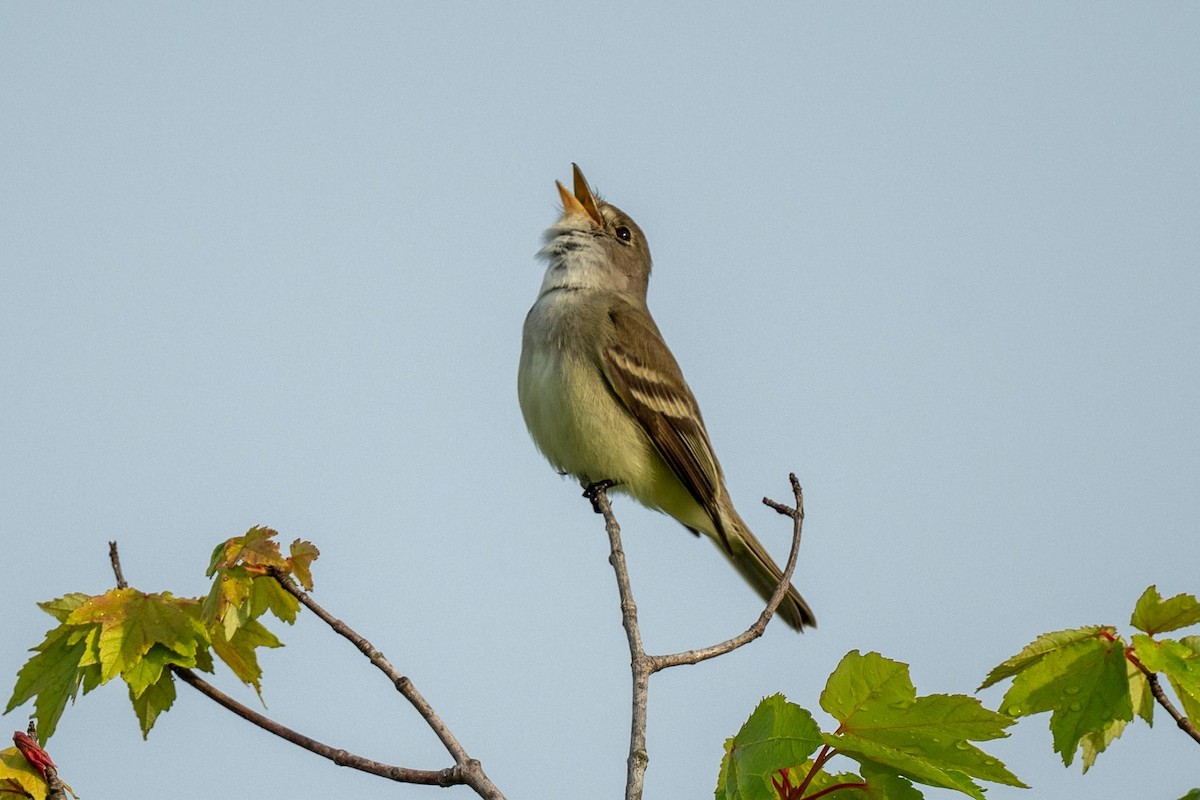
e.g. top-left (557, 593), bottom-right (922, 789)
top-left (5, 593), bottom-right (100, 741)
top-left (67, 589), bottom-right (207, 684)
top-left (1078, 716), bottom-right (1126, 774)
top-left (1000, 634), bottom-right (1131, 766)
top-left (249, 570), bottom-right (300, 624)
top-left (1130, 586), bottom-right (1200, 635)
top-left (203, 565), bottom-right (299, 639)
top-left (37, 593), bottom-right (90, 623)
top-left (716, 694), bottom-right (823, 800)
top-left (8, 529), bottom-right (310, 745)
top-left (1129, 653), bottom-right (1154, 725)
top-left (122, 643), bottom-right (183, 698)
top-left (9, 589), bottom-right (214, 741)
top-left (857, 762), bottom-right (923, 799)
top-left (129, 667), bottom-right (177, 738)
top-left (1133, 634), bottom-right (1200, 723)
top-left (979, 626), bottom-right (1107, 690)
top-left (211, 617), bottom-right (284, 695)
top-left (822, 651), bottom-right (1024, 800)
top-left (1079, 658), bottom-right (1150, 772)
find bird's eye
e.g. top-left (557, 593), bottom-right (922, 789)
top-left (615, 226), bottom-right (632, 242)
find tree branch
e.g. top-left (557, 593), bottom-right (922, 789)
top-left (107, 541), bottom-right (127, 590)
top-left (649, 475), bottom-right (806, 671)
top-left (170, 665), bottom-right (458, 785)
top-left (269, 571), bottom-right (506, 799)
top-left (588, 473), bottom-right (809, 800)
top-left (588, 487), bottom-right (651, 800)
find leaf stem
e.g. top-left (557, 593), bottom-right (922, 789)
top-left (803, 779), bottom-right (869, 800)
top-left (794, 743), bottom-right (836, 798)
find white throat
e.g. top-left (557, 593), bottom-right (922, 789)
top-left (536, 224), bottom-right (613, 298)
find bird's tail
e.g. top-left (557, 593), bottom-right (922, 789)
top-left (720, 507), bottom-right (816, 632)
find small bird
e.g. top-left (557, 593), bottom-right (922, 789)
top-left (518, 164), bottom-right (816, 631)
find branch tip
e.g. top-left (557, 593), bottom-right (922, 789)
top-left (108, 541), bottom-right (128, 589)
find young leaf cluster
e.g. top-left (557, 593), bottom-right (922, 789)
top-left (5, 528), bottom-right (318, 745)
top-left (717, 651), bottom-right (1025, 800)
top-left (980, 585), bottom-right (1200, 772)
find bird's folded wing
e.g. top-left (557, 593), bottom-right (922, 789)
top-left (599, 307), bottom-right (730, 549)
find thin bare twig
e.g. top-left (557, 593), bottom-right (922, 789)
top-left (270, 571), bottom-right (506, 800)
top-left (589, 473), bottom-right (809, 800)
top-left (108, 541), bottom-right (127, 589)
top-left (589, 488), bottom-right (651, 800)
top-left (649, 475), bottom-right (806, 671)
top-left (170, 665), bottom-right (457, 785)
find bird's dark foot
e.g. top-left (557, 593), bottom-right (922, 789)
top-left (582, 479), bottom-right (619, 512)
top-left (582, 479), bottom-right (618, 499)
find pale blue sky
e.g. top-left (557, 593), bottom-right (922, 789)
top-left (2, 4), bottom-right (1197, 799)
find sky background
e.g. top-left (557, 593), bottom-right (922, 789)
top-left (2, 4), bottom-right (1198, 799)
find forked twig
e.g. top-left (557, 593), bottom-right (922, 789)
top-left (270, 571), bottom-right (505, 798)
top-left (589, 473), bottom-right (808, 800)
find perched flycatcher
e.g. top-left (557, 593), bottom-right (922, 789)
top-left (517, 165), bottom-right (816, 631)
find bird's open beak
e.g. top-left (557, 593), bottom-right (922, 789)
top-left (556, 163), bottom-right (604, 227)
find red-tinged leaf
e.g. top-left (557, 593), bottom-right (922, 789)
top-left (289, 539), bottom-right (319, 591)
top-left (12, 732), bottom-right (54, 779)
top-left (207, 527), bottom-right (288, 576)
